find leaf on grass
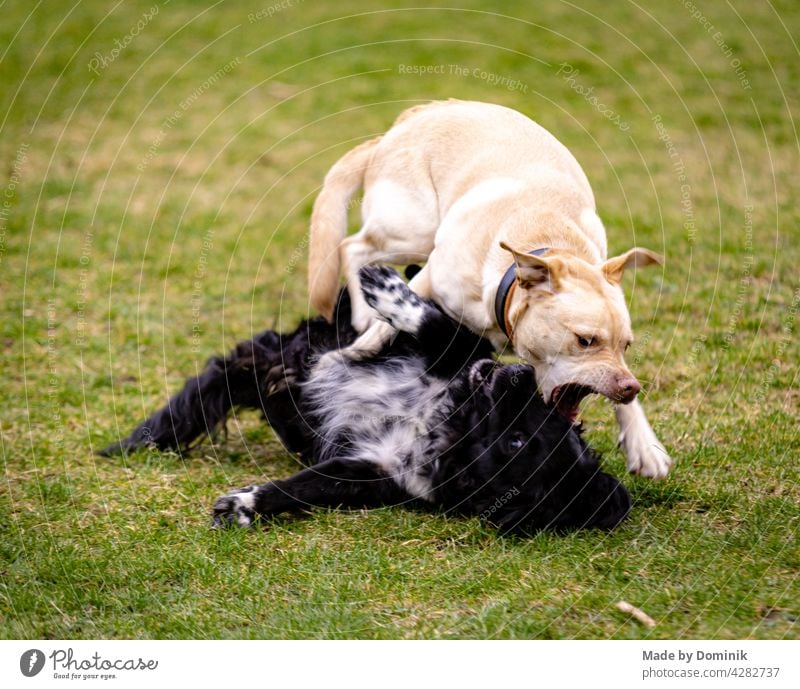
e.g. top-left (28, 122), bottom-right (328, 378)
top-left (758, 605), bottom-right (795, 624)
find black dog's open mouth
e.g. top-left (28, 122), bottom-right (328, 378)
top-left (550, 384), bottom-right (595, 423)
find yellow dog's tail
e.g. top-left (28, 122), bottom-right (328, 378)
top-left (308, 137), bottom-right (381, 321)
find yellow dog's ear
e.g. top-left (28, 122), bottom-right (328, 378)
top-left (500, 241), bottom-right (564, 291)
top-left (602, 248), bottom-right (663, 285)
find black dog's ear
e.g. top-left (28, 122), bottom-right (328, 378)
top-left (579, 473), bottom-right (631, 530)
top-left (492, 501), bottom-right (553, 536)
top-left (491, 472), bottom-right (630, 536)
top-left (553, 472), bottom-right (630, 532)
top-left (468, 359), bottom-right (499, 390)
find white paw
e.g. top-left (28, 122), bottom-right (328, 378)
top-left (619, 426), bottom-right (673, 479)
top-left (359, 265), bottom-right (428, 334)
top-left (211, 485), bottom-right (258, 528)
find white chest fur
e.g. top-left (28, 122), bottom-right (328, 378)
top-left (304, 357), bottom-right (452, 499)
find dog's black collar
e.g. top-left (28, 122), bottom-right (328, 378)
top-left (494, 247), bottom-right (549, 340)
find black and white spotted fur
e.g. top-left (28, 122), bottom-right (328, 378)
top-left (102, 266), bottom-right (630, 535)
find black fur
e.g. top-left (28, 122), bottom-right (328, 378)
top-left (102, 267), bottom-right (630, 535)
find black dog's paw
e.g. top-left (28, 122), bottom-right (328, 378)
top-left (211, 485), bottom-right (259, 528)
top-left (264, 366), bottom-right (297, 397)
top-left (358, 265), bottom-right (429, 334)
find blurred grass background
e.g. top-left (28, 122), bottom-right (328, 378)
top-left (0, 0), bottom-right (797, 638)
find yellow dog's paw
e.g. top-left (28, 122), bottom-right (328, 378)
top-left (619, 425), bottom-right (673, 479)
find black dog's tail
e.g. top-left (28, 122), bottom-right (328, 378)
top-left (98, 331), bottom-right (283, 456)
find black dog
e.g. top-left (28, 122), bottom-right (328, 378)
top-left (102, 266), bottom-right (630, 535)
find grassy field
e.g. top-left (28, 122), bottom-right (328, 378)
top-left (1, 0), bottom-right (798, 639)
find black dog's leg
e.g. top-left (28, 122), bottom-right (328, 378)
top-left (99, 330), bottom-right (294, 455)
top-left (358, 265), bottom-right (495, 376)
top-left (359, 265), bottom-right (437, 336)
top-left (211, 458), bottom-right (405, 527)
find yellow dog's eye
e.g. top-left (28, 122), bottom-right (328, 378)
top-left (576, 335), bottom-right (594, 348)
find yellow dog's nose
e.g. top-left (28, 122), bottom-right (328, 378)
top-left (614, 376), bottom-right (641, 404)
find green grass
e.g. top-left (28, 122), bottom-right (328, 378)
top-left (1, 0), bottom-right (798, 639)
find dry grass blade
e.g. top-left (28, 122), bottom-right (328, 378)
top-left (615, 600), bottom-right (657, 629)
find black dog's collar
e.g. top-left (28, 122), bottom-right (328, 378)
top-left (494, 248), bottom-right (549, 341)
